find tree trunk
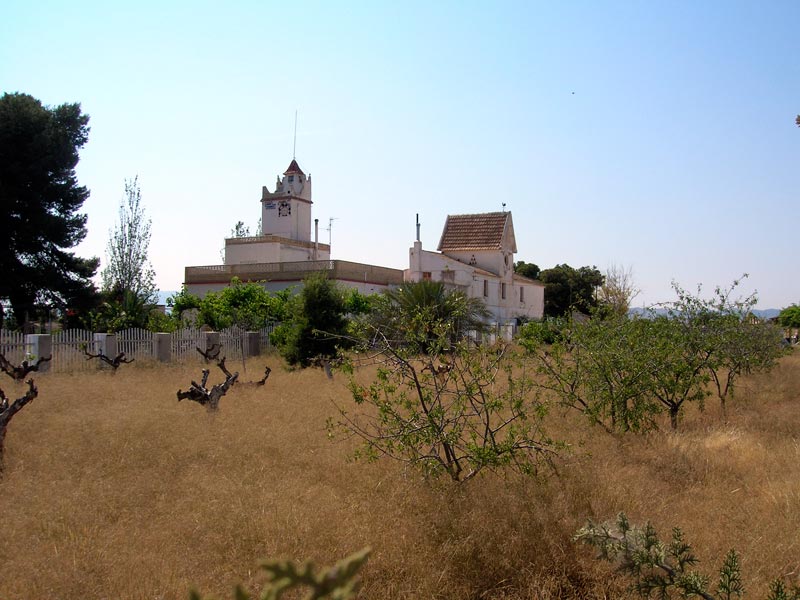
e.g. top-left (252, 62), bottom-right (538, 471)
top-left (669, 406), bottom-right (679, 430)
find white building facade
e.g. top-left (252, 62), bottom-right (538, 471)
top-left (184, 159), bottom-right (403, 296)
top-left (405, 212), bottom-right (544, 324)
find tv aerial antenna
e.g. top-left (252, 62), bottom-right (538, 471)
top-left (326, 217), bottom-right (337, 247)
top-left (292, 110), bottom-right (298, 159)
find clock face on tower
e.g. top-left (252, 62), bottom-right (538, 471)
top-left (278, 201), bottom-right (291, 217)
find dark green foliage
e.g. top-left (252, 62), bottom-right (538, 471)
top-left (343, 288), bottom-right (375, 316)
top-left (524, 277), bottom-right (786, 431)
top-left (518, 317), bottom-right (567, 345)
top-left (576, 513), bottom-right (796, 600)
top-left (364, 280), bottom-right (490, 354)
top-left (334, 338), bottom-right (560, 482)
top-left (85, 289), bottom-right (157, 332)
top-left (167, 288), bottom-right (202, 323)
top-left (190, 547), bottom-right (370, 600)
top-left (0, 92), bottom-right (99, 325)
top-left (778, 304), bottom-right (800, 330)
top-left (196, 278), bottom-right (289, 331)
top-left (514, 260), bottom-right (540, 280)
top-left (539, 264), bottom-right (604, 318)
top-left (524, 315), bottom-right (666, 432)
top-left (272, 273), bottom-right (350, 367)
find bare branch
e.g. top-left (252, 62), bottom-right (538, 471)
top-left (0, 352), bottom-right (52, 381)
top-left (83, 348), bottom-right (134, 370)
top-left (0, 379), bottom-right (38, 472)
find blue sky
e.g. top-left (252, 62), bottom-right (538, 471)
top-left (2, 1), bottom-right (798, 308)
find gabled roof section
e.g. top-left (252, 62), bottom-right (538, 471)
top-left (437, 212), bottom-right (516, 253)
top-left (513, 273), bottom-right (545, 286)
top-left (284, 159), bottom-right (305, 176)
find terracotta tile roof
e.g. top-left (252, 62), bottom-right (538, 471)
top-left (513, 273), bottom-right (545, 286)
top-left (284, 159), bottom-right (305, 175)
top-left (438, 212), bottom-right (510, 252)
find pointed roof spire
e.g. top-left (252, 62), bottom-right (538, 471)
top-left (284, 159), bottom-right (305, 176)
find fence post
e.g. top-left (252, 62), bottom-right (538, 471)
top-left (153, 333), bottom-right (171, 362)
top-left (486, 323), bottom-right (497, 345)
top-left (25, 334), bottom-right (52, 373)
top-left (245, 331), bottom-right (260, 357)
top-left (501, 323), bottom-right (514, 342)
top-left (202, 331), bottom-right (220, 355)
top-left (94, 333), bottom-right (118, 369)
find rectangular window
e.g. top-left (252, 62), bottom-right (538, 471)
top-left (520, 286), bottom-right (524, 302)
top-left (483, 279), bottom-right (488, 297)
top-left (288, 175), bottom-right (294, 182)
top-left (422, 272), bottom-right (432, 281)
top-left (501, 283), bottom-right (507, 300)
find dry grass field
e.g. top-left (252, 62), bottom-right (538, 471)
top-left (1, 351), bottom-right (799, 599)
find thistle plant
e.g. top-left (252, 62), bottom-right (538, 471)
top-left (575, 513), bottom-right (798, 599)
top-left (190, 547), bottom-right (371, 600)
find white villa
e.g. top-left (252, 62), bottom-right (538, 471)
top-left (406, 212), bottom-right (544, 323)
top-left (184, 159), bottom-right (404, 296)
top-left (184, 158), bottom-right (544, 324)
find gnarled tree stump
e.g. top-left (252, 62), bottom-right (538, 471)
top-left (0, 379), bottom-right (37, 472)
top-left (177, 357), bottom-right (238, 411)
top-left (0, 352), bottom-right (51, 381)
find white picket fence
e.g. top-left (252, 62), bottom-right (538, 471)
top-left (0, 329), bottom-right (26, 365)
top-left (0, 325), bottom-right (276, 373)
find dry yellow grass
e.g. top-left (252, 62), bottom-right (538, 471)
top-left (1, 352), bottom-right (799, 599)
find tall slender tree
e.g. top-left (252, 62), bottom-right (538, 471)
top-left (101, 176), bottom-right (156, 305)
top-left (0, 92), bottom-right (99, 327)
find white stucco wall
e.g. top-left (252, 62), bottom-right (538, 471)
top-left (185, 277), bottom-right (393, 300)
top-left (407, 243), bottom-right (544, 323)
top-left (261, 198), bottom-right (312, 241)
top-left (224, 237), bottom-right (330, 265)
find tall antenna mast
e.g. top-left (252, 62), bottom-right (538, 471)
top-left (292, 110), bottom-right (298, 159)
top-left (327, 217), bottom-right (337, 246)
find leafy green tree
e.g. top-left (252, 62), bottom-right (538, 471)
top-left (514, 260), bottom-right (540, 280)
top-left (539, 264), bottom-right (604, 318)
top-left (102, 177), bottom-right (157, 303)
top-left (196, 278), bottom-right (288, 331)
top-left (333, 334), bottom-right (560, 482)
top-left (643, 315), bottom-right (713, 429)
top-left (92, 177), bottom-right (158, 330)
top-left (667, 277), bottom-right (786, 412)
top-left (272, 273), bottom-right (351, 367)
top-left (343, 288), bottom-right (376, 316)
top-left (525, 277), bottom-right (786, 431)
top-left (522, 315), bottom-right (663, 433)
top-left (365, 280), bottom-right (490, 354)
top-left (0, 92), bottom-right (99, 326)
top-left (778, 304), bottom-right (800, 329)
top-left (166, 287), bottom-right (202, 326)
top-left (518, 317), bottom-right (568, 346)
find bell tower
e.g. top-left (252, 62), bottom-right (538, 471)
top-left (260, 159), bottom-right (313, 242)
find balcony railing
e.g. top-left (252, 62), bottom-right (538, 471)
top-left (185, 260), bottom-right (404, 286)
